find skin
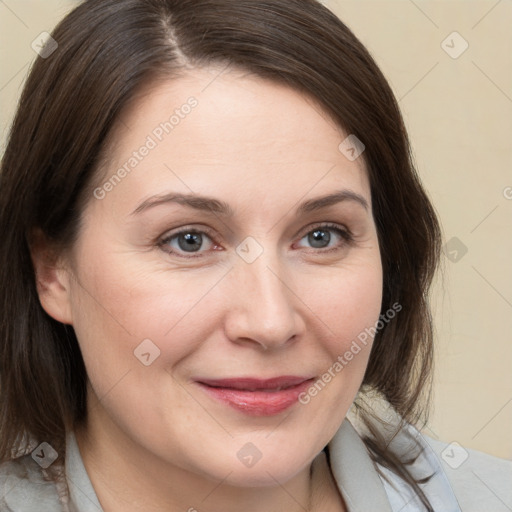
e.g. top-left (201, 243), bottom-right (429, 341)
top-left (32, 66), bottom-right (383, 512)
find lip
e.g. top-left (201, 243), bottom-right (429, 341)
top-left (195, 376), bottom-right (315, 416)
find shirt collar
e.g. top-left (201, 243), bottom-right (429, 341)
top-left (327, 417), bottom-right (394, 512)
top-left (63, 420), bottom-right (394, 512)
top-left (65, 431), bottom-right (102, 511)
top-left (64, 415), bottom-right (460, 512)
top-left (63, 422), bottom-right (395, 512)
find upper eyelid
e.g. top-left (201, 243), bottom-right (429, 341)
top-left (161, 221), bottom-right (348, 238)
top-left (296, 222), bottom-right (350, 237)
top-left (160, 225), bottom-right (216, 243)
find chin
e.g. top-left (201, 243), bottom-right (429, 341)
top-left (182, 446), bottom-right (305, 489)
top-left (234, 448), bottom-right (309, 487)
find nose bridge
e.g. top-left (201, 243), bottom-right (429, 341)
top-left (226, 244), bottom-right (300, 349)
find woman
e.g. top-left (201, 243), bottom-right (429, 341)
top-left (0, 0), bottom-right (510, 510)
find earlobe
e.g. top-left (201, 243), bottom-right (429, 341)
top-left (28, 228), bottom-right (74, 325)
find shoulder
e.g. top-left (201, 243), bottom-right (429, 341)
top-left (0, 453), bottom-right (62, 511)
top-left (347, 406), bottom-right (512, 511)
top-left (424, 435), bottom-right (512, 512)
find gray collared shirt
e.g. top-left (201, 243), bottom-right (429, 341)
top-left (1, 417), bottom-right (511, 511)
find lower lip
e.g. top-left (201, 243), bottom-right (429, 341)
top-left (197, 380), bottom-right (314, 416)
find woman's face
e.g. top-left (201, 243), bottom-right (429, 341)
top-left (53, 68), bottom-right (382, 486)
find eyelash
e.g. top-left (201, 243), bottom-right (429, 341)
top-left (157, 222), bottom-right (355, 259)
top-left (158, 222), bottom-right (354, 260)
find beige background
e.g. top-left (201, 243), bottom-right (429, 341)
top-left (1, 1), bottom-right (511, 460)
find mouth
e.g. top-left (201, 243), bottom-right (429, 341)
top-left (195, 376), bottom-right (315, 416)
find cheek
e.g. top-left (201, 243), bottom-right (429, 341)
top-left (289, 259), bottom-right (383, 451)
top-left (68, 246), bottom-right (226, 383)
top-left (301, 258), bottom-right (383, 349)
top-left (295, 259), bottom-right (383, 413)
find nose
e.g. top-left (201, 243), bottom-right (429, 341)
top-left (223, 251), bottom-right (304, 351)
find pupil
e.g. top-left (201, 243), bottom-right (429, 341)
top-left (309, 229), bottom-right (330, 248)
top-left (178, 233), bottom-right (202, 252)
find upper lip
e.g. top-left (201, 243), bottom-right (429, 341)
top-left (197, 376), bottom-right (314, 391)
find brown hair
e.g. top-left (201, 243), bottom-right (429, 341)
top-left (0, 0), bottom-right (441, 508)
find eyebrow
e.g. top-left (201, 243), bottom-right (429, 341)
top-left (130, 189), bottom-right (369, 217)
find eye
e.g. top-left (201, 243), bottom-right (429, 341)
top-left (158, 222), bottom-right (353, 259)
top-left (295, 223), bottom-right (353, 252)
top-left (158, 227), bottom-right (219, 258)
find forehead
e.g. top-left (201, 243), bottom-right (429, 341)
top-left (89, 67), bottom-right (370, 217)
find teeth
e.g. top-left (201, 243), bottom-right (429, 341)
top-left (230, 387), bottom-right (285, 391)
top-left (209, 384), bottom-right (292, 391)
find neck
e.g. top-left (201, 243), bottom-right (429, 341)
top-left (73, 403), bottom-right (338, 512)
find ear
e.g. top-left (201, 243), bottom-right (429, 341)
top-left (28, 228), bottom-right (74, 325)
